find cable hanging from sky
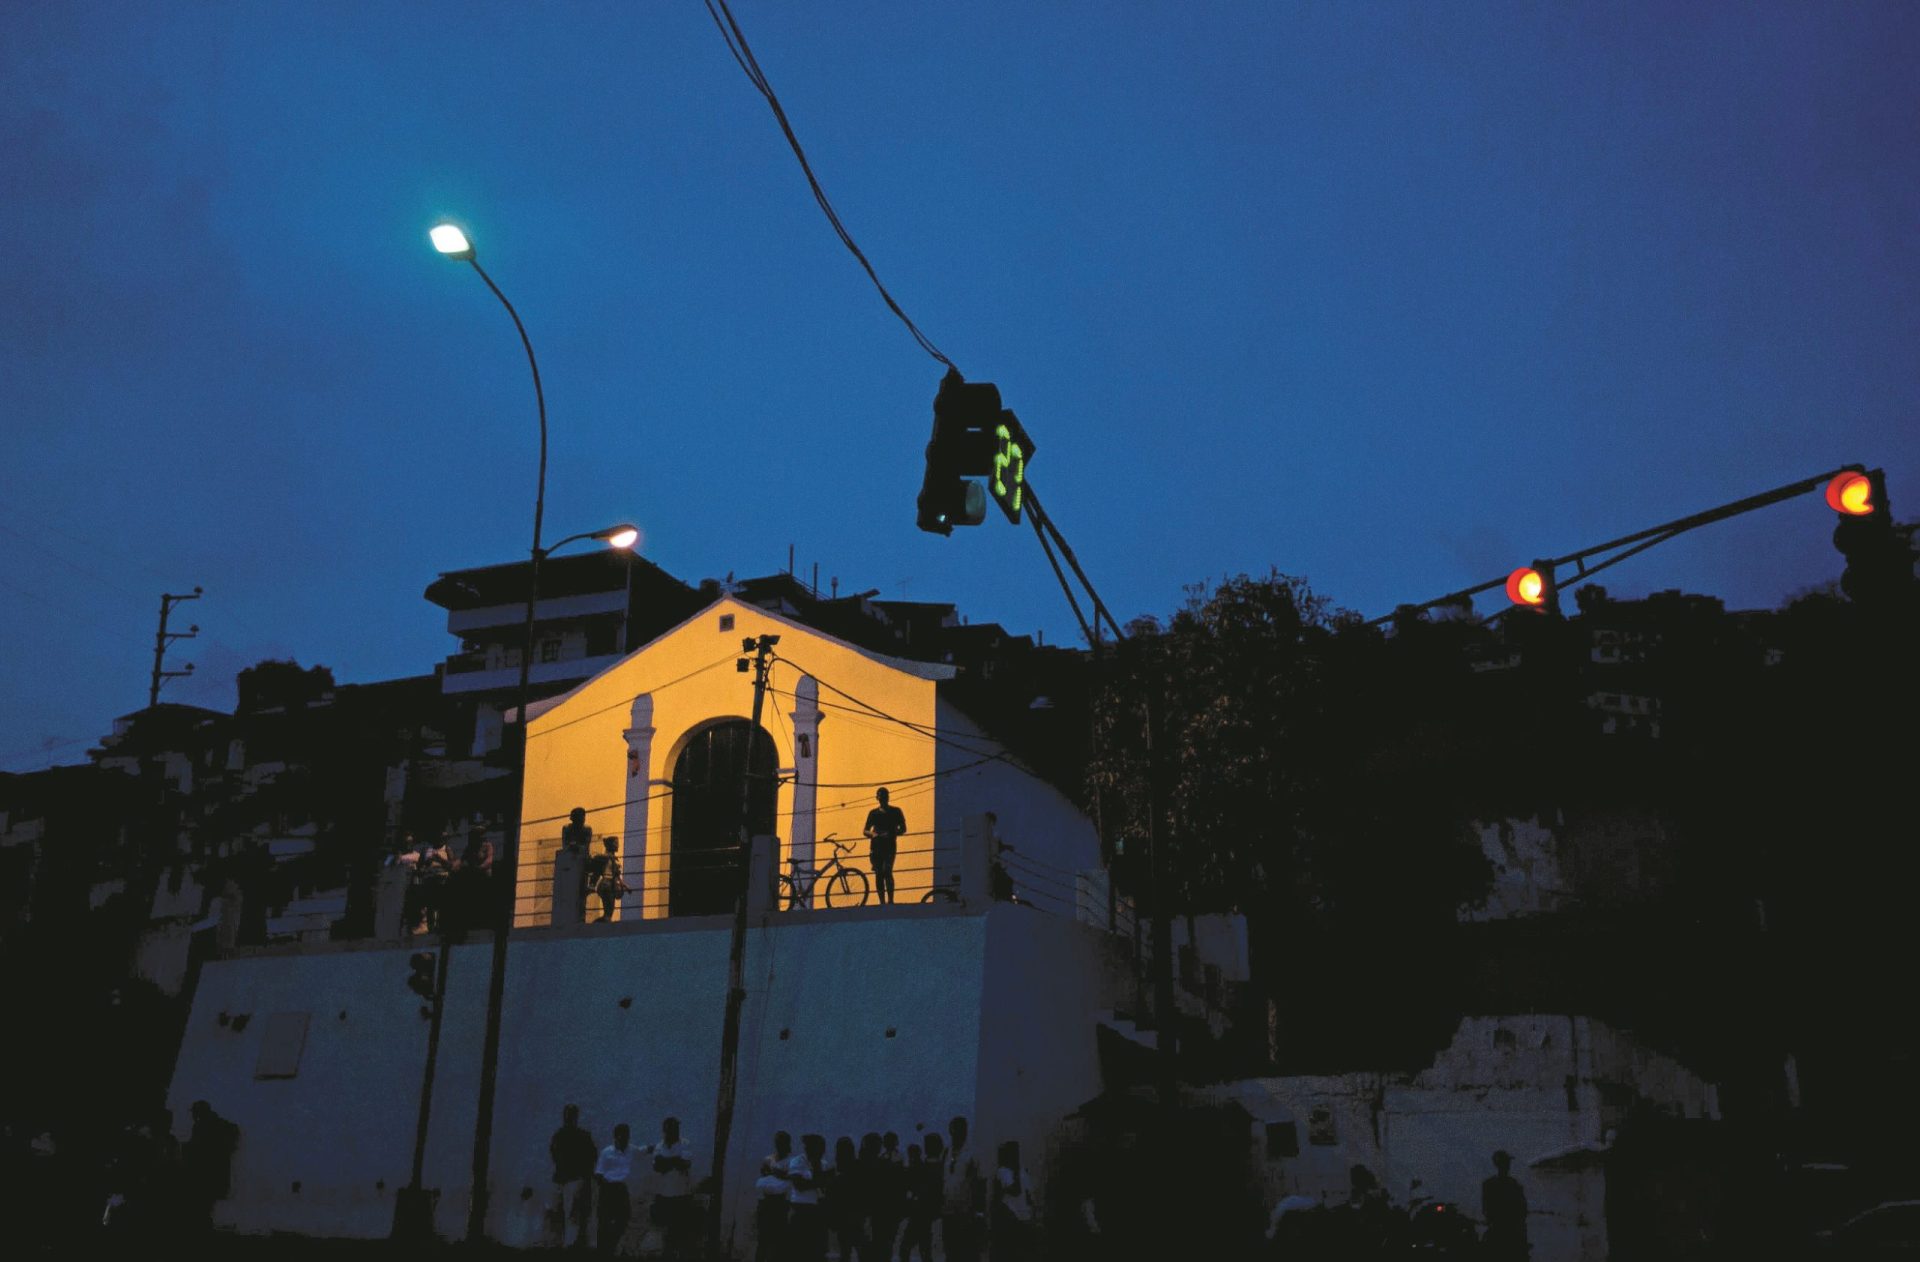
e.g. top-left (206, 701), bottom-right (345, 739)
top-left (701, 0), bottom-right (957, 371)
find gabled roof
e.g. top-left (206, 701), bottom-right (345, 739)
top-left (520, 595), bottom-right (957, 725)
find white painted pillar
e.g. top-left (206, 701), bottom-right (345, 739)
top-left (746, 835), bottom-right (779, 918)
top-left (621, 693), bottom-right (656, 920)
top-left (961, 814), bottom-right (993, 904)
top-left (787, 675), bottom-right (824, 882)
top-left (373, 867), bottom-right (409, 941)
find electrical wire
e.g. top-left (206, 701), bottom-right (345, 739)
top-left (772, 653), bottom-right (1021, 768)
top-left (702, 0), bottom-right (956, 370)
top-left (526, 650), bottom-right (744, 739)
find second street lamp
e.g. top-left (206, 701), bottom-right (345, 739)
top-left (431, 221), bottom-right (639, 1243)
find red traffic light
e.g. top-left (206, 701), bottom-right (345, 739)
top-left (1506, 567), bottom-right (1548, 608)
top-left (1826, 472), bottom-right (1875, 516)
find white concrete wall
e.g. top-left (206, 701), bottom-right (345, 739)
top-left (934, 699), bottom-right (1103, 917)
top-left (167, 904), bottom-right (1118, 1251)
top-left (972, 907), bottom-right (1122, 1208)
top-left (1215, 1015), bottom-right (1720, 1262)
top-left (166, 941), bottom-right (495, 1239)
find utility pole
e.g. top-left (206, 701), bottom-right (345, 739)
top-left (707, 631), bottom-right (778, 1258)
top-left (148, 587), bottom-right (202, 707)
top-left (396, 944), bottom-right (452, 1240)
top-left (1141, 689), bottom-right (1177, 1106)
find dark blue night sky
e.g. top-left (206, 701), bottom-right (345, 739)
top-left (4, 2), bottom-right (1917, 766)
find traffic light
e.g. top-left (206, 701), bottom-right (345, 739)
top-left (915, 371), bottom-right (1037, 532)
top-left (1505, 561), bottom-right (1559, 615)
top-left (407, 950), bottom-right (437, 1017)
top-left (988, 411), bottom-right (1035, 525)
top-left (916, 370), bottom-right (998, 535)
top-left (1826, 469), bottom-right (1875, 517)
top-left (1829, 468), bottom-right (1912, 607)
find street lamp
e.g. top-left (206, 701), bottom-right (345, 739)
top-left (430, 221), bottom-right (637, 1244)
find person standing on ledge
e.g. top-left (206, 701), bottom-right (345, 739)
top-left (863, 787), bottom-right (906, 905)
top-left (562, 807), bottom-right (593, 853)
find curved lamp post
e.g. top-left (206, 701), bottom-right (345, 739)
top-left (433, 221), bottom-right (638, 1243)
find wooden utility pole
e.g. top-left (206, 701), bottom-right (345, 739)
top-left (706, 632), bottom-right (778, 1257)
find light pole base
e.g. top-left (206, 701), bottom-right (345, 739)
top-left (393, 1186), bottom-right (440, 1242)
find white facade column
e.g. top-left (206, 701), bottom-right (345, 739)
top-left (787, 675), bottom-right (825, 884)
top-left (621, 693), bottom-right (656, 920)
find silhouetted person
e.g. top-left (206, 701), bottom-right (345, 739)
top-left (549, 1104), bottom-right (596, 1249)
top-left (900, 1136), bottom-right (942, 1262)
top-left (1332, 1164), bottom-right (1392, 1260)
top-left (990, 1140), bottom-right (1036, 1262)
top-left (1481, 1150), bottom-right (1529, 1260)
top-left (864, 787), bottom-right (906, 905)
top-left (828, 1135), bottom-right (867, 1261)
top-left (755, 1131), bottom-right (794, 1262)
top-left (562, 806), bottom-right (593, 853)
top-left (447, 833), bottom-right (495, 933)
top-left (871, 1130), bottom-right (906, 1260)
top-left (787, 1135), bottom-right (828, 1262)
top-left (943, 1117), bottom-right (984, 1262)
top-left (985, 813), bottom-right (1017, 903)
top-left (415, 836), bottom-right (452, 932)
top-left (647, 1116), bottom-right (695, 1258)
top-left (587, 838), bottom-right (628, 923)
top-left (594, 1123), bottom-right (634, 1255)
top-left (182, 1100), bottom-right (238, 1237)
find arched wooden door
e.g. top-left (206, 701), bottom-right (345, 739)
top-left (668, 720), bottom-right (778, 916)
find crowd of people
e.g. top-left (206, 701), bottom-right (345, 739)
top-left (1263, 1155), bottom-right (1530, 1259)
top-left (752, 1117), bottom-right (1035, 1262)
top-left (550, 1108), bottom-right (699, 1257)
top-left (3, 1100), bottom-right (240, 1251)
top-left (391, 817), bottom-right (499, 934)
top-left (545, 1109), bottom-right (1037, 1261)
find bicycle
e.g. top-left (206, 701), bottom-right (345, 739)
top-left (778, 835), bottom-right (871, 909)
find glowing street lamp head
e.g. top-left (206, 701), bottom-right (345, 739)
top-left (1826, 471), bottom-right (1874, 516)
top-left (430, 223), bottom-right (475, 260)
top-left (1506, 566), bottom-right (1547, 607)
top-left (596, 524), bottom-right (642, 551)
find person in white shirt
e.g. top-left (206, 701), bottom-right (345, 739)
top-left (942, 1117), bottom-right (985, 1262)
top-left (754, 1131), bottom-right (794, 1262)
top-left (990, 1140), bottom-right (1035, 1262)
top-left (593, 1123), bottom-right (635, 1255)
top-left (785, 1134), bottom-right (827, 1262)
top-left (644, 1117), bottom-right (696, 1259)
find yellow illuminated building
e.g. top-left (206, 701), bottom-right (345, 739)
top-left (515, 596), bottom-right (1097, 926)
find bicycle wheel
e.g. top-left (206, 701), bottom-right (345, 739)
top-left (920, 885), bottom-right (960, 904)
top-left (824, 867), bottom-right (870, 909)
top-left (777, 874), bottom-right (806, 911)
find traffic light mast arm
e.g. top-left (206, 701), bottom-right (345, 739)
top-left (1372, 463), bottom-right (1867, 624)
top-left (1028, 497), bottom-right (1095, 649)
top-left (1024, 484), bottom-right (1126, 645)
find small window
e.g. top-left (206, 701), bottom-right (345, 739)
top-left (254, 1012), bottom-right (311, 1080)
top-left (1265, 1121), bottom-right (1299, 1159)
top-left (1307, 1105), bottom-right (1337, 1146)
top-left (718, 613), bottom-right (736, 632)
top-left (540, 640), bottom-right (561, 664)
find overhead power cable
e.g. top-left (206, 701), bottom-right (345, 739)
top-left (701, 0), bottom-right (956, 370)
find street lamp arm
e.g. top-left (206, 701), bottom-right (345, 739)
top-left (538, 524), bottom-right (644, 559)
top-left (467, 257), bottom-right (549, 561)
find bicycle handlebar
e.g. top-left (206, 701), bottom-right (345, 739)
top-left (786, 835), bottom-right (860, 870)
